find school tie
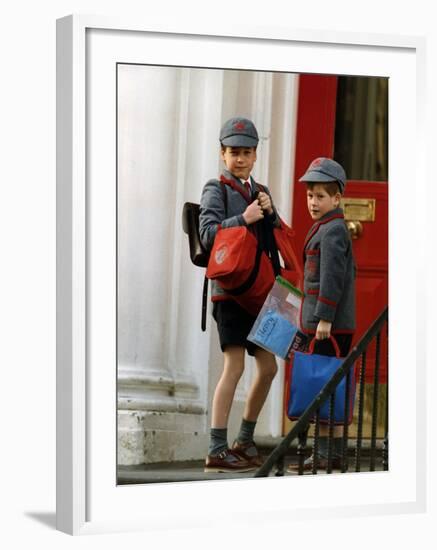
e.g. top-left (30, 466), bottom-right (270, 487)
top-left (244, 180), bottom-right (251, 197)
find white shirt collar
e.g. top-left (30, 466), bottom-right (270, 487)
top-left (240, 176), bottom-right (252, 188)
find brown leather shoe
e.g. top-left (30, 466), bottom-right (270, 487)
top-left (287, 455), bottom-right (343, 473)
top-left (204, 449), bottom-right (257, 473)
top-left (232, 440), bottom-right (263, 467)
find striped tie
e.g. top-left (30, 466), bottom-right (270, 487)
top-left (244, 180), bottom-right (251, 196)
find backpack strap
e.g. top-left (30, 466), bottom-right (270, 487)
top-left (255, 183), bottom-right (282, 277)
top-left (201, 181), bottom-right (227, 331)
top-left (220, 174), bottom-right (252, 204)
top-left (201, 276), bottom-right (209, 331)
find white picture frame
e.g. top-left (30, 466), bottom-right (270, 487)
top-left (56, 14), bottom-right (427, 536)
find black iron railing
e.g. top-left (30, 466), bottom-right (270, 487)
top-left (254, 307), bottom-right (388, 477)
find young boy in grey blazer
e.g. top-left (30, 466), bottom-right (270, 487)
top-left (290, 157), bottom-right (356, 471)
top-left (199, 117), bottom-right (280, 473)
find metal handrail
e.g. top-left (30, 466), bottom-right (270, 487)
top-left (254, 306), bottom-right (388, 477)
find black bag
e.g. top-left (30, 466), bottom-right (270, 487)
top-left (182, 183), bottom-right (227, 267)
top-left (182, 183), bottom-right (227, 331)
top-left (182, 202), bottom-right (209, 267)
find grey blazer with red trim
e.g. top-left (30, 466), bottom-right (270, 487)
top-left (199, 169), bottom-right (279, 302)
top-left (301, 207), bottom-right (356, 334)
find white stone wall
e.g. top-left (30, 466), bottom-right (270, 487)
top-left (117, 64), bottom-right (299, 464)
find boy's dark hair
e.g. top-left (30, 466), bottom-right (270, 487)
top-left (306, 181), bottom-right (341, 197)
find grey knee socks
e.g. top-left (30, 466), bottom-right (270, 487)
top-left (208, 419), bottom-right (258, 456)
top-left (317, 436), bottom-right (344, 458)
top-left (236, 418), bottom-right (257, 444)
top-left (208, 428), bottom-right (228, 456)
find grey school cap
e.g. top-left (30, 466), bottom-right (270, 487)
top-left (219, 117), bottom-right (259, 148)
top-left (299, 157), bottom-right (347, 193)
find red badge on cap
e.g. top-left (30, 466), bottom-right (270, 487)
top-left (234, 122), bottom-right (246, 130)
top-left (311, 158), bottom-right (322, 168)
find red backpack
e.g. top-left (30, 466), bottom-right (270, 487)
top-left (182, 177), bottom-right (302, 329)
top-left (206, 176), bottom-right (302, 316)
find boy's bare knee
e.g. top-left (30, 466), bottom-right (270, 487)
top-left (224, 363), bottom-right (245, 383)
top-left (263, 362), bottom-right (278, 380)
top-left (255, 350), bottom-right (278, 379)
top-left (223, 346), bottom-right (245, 381)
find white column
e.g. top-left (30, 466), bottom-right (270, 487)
top-left (268, 73), bottom-right (300, 223)
top-left (117, 65), bottom-right (225, 464)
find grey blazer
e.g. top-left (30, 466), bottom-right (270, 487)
top-left (300, 207), bottom-right (356, 334)
top-left (199, 169), bottom-right (279, 301)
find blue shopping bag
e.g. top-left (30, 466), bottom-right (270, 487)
top-left (287, 337), bottom-right (356, 424)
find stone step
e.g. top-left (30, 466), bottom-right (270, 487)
top-left (117, 446), bottom-right (384, 484)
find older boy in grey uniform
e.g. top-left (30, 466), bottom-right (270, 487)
top-left (290, 157), bottom-right (356, 471)
top-left (199, 117), bottom-right (280, 472)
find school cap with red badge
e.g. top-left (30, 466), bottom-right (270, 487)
top-left (299, 157), bottom-right (347, 193)
top-left (219, 117), bottom-right (259, 148)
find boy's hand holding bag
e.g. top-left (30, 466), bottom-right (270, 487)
top-left (206, 183), bottom-right (303, 318)
top-left (287, 336), bottom-right (356, 425)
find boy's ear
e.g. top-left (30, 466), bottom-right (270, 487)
top-left (334, 192), bottom-right (342, 206)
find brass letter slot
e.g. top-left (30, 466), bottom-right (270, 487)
top-left (341, 198), bottom-right (376, 222)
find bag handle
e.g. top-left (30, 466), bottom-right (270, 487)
top-left (308, 335), bottom-right (341, 358)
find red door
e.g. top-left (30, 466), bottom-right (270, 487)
top-left (283, 74), bottom-right (388, 435)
